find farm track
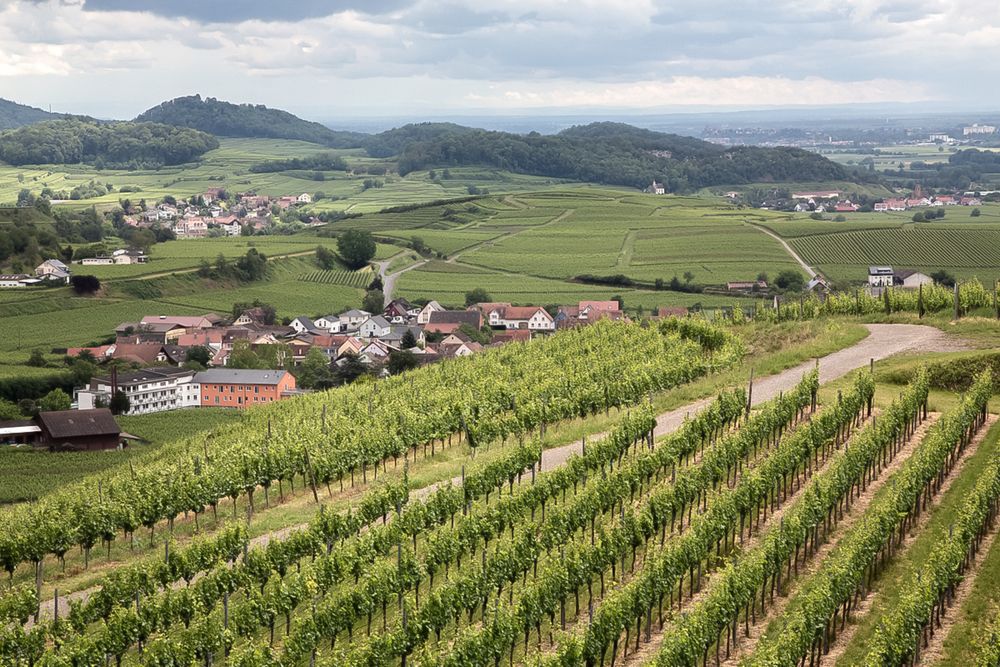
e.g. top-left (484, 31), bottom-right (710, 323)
top-left (28, 324), bottom-right (961, 626)
top-left (822, 415), bottom-right (998, 667)
top-left (747, 221), bottom-right (821, 279)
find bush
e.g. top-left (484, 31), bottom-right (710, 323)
top-left (70, 274), bottom-right (102, 295)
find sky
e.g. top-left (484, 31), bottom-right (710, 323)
top-left (1, 0), bottom-right (999, 122)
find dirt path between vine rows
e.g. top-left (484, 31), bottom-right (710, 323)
top-left (798, 414), bottom-right (997, 667)
top-left (30, 324), bottom-right (962, 625)
top-left (714, 412), bottom-right (950, 667)
top-left (917, 508), bottom-right (1000, 665)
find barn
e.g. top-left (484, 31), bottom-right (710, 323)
top-left (36, 409), bottom-right (123, 451)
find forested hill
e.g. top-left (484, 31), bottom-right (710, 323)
top-left (0, 98), bottom-right (61, 131)
top-left (389, 121), bottom-right (854, 191)
top-left (0, 120), bottom-right (219, 168)
top-left (136, 95), bottom-right (367, 148)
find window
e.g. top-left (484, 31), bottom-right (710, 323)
top-left (214, 396), bottom-right (219, 404)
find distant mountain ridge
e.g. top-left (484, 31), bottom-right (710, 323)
top-left (135, 95), bottom-right (367, 148)
top-left (0, 98), bottom-right (61, 131)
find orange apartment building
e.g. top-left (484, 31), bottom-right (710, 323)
top-left (194, 369), bottom-right (297, 408)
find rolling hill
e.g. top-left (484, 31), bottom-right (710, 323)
top-left (135, 95), bottom-right (367, 148)
top-left (0, 98), bottom-right (61, 131)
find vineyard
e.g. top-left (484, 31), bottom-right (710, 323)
top-left (297, 269), bottom-right (372, 288)
top-left (2, 319), bottom-right (1000, 667)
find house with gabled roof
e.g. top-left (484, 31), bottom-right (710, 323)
top-left (471, 302), bottom-right (555, 331)
top-left (425, 309), bottom-right (483, 335)
top-left (417, 300), bottom-right (445, 325)
top-left (359, 315), bottom-right (392, 339)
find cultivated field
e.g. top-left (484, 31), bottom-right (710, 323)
top-left (3, 317), bottom-right (1000, 666)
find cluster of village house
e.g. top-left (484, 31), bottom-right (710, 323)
top-left (63, 298), bottom-right (626, 418)
top-left (126, 188), bottom-right (318, 239)
top-left (0, 259), bottom-right (72, 289)
top-left (786, 187), bottom-right (982, 213)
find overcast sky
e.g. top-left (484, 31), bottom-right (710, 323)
top-left (1, 0), bottom-right (998, 121)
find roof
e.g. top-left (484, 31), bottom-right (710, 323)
top-left (112, 343), bottom-right (167, 364)
top-left (869, 266), bottom-right (894, 275)
top-left (340, 309), bottom-right (371, 318)
top-left (0, 420), bottom-right (41, 437)
top-left (140, 315), bottom-right (213, 328)
top-left (38, 409), bottom-right (120, 439)
top-left (292, 316), bottom-right (316, 328)
top-left (580, 300), bottom-right (620, 312)
top-left (40, 259), bottom-right (68, 270)
top-left (93, 367), bottom-right (192, 387)
top-left (427, 310), bottom-right (483, 327)
top-left (894, 269), bottom-right (930, 279)
top-left (363, 315), bottom-right (391, 328)
top-left (194, 369), bottom-right (290, 386)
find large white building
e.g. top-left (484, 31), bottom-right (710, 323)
top-left (963, 124), bottom-right (997, 136)
top-left (76, 368), bottom-right (200, 415)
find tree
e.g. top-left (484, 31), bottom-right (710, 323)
top-left (387, 350), bottom-right (420, 375)
top-left (70, 275), bottom-right (102, 295)
top-left (0, 399), bottom-right (22, 420)
top-left (401, 329), bottom-right (418, 349)
top-left (654, 278), bottom-right (664, 290)
top-left (775, 269), bottom-right (805, 292)
top-left (912, 211), bottom-right (926, 222)
top-left (457, 323), bottom-right (492, 345)
top-left (464, 287), bottom-right (492, 307)
top-left (26, 349), bottom-right (46, 367)
top-left (185, 346), bottom-right (212, 368)
top-left (38, 389), bottom-right (71, 412)
top-left (972, 207), bottom-right (982, 217)
top-left (227, 340), bottom-right (262, 369)
top-left (109, 390), bottom-right (130, 416)
top-left (315, 245), bottom-right (338, 270)
top-left (17, 399), bottom-right (37, 417)
top-left (337, 230), bottom-right (376, 269)
top-left (296, 348), bottom-right (333, 389)
top-left (69, 359), bottom-right (96, 386)
top-left (362, 290), bottom-right (385, 313)
top-left (333, 353), bottom-right (371, 385)
top-left (368, 275), bottom-right (384, 291)
top-left (683, 271), bottom-right (695, 284)
top-left (409, 237), bottom-right (428, 254)
top-left (931, 270), bottom-right (956, 287)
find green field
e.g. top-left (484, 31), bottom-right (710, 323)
top-left (0, 408), bottom-right (242, 505)
top-left (761, 204), bottom-right (1000, 284)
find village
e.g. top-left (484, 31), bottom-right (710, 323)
top-left (124, 187), bottom-right (320, 239)
top-left (0, 297), bottom-right (630, 450)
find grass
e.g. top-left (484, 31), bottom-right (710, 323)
top-left (831, 418), bottom-right (1000, 666)
top-left (0, 409), bottom-right (242, 506)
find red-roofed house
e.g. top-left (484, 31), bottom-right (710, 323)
top-left (425, 310), bottom-right (483, 335)
top-left (472, 303), bottom-right (555, 331)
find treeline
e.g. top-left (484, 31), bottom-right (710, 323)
top-left (893, 148), bottom-right (1000, 190)
top-left (0, 120), bottom-right (218, 167)
top-left (248, 153), bottom-right (348, 173)
top-left (136, 95), bottom-right (367, 148)
top-left (390, 122), bottom-right (850, 191)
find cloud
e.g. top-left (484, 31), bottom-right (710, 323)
top-left (464, 76), bottom-right (932, 109)
top-left (0, 0), bottom-right (998, 115)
